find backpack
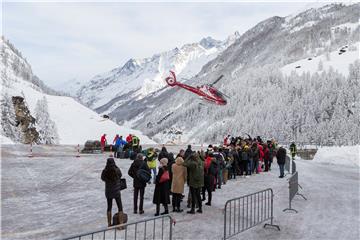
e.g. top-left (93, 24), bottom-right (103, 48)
top-left (113, 212), bottom-right (128, 226)
top-left (136, 168), bottom-right (151, 183)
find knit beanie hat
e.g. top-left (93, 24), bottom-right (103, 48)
top-left (160, 158), bottom-right (168, 167)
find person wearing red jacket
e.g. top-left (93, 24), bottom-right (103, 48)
top-left (258, 144), bottom-right (264, 172)
top-left (113, 134), bottom-right (119, 144)
top-left (101, 134), bottom-right (107, 152)
top-left (263, 144), bottom-right (271, 172)
top-left (126, 134), bottom-right (132, 143)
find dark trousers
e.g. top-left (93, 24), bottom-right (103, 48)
top-left (264, 160), bottom-right (270, 171)
top-left (107, 196), bottom-right (123, 212)
top-left (134, 187), bottom-right (145, 212)
top-left (172, 193), bottom-right (182, 210)
top-left (247, 160), bottom-right (252, 175)
top-left (190, 187), bottom-right (202, 210)
top-left (279, 164), bottom-right (285, 177)
top-left (156, 203), bottom-right (168, 214)
top-left (201, 186), bottom-right (212, 204)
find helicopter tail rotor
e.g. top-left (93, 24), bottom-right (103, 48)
top-left (165, 70), bottom-right (177, 86)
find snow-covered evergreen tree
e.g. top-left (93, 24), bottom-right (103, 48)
top-left (0, 94), bottom-right (21, 142)
top-left (34, 97), bottom-right (59, 144)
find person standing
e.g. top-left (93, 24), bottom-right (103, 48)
top-left (250, 143), bottom-right (259, 174)
top-left (146, 149), bottom-right (157, 184)
top-left (131, 135), bottom-right (140, 153)
top-left (202, 153), bottom-right (216, 206)
top-left (126, 134), bottom-right (132, 143)
top-left (158, 146), bottom-right (169, 160)
top-left (117, 136), bottom-right (127, 156)
top-left (171, 156), bottom-right (187, 212)
top-left (100, 134), bottom-right (107, 152)
top-left (276, 146), bottom-right (287, 178)
top-left (153, 158), bottom-right (171, 216)
top-left (290, 142), bottom-right (297, 160)
top-left (101, 158), bottom-right (124, 227)
top-left (263, 144), bottom-right (270, 172)
top-left (184, 145), bottom-right (193, 160)
top-left (183, 153), bottom-right (204, 214)
top-left (113, 134), bottom-right (120, 152)
top-left (128, 154), bottom-right (150, 214)
top-left (213, 147), bottom-right (225, 189)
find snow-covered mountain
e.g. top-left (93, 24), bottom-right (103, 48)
top-left (0, 37), bottom-right (154, 144)
top-left (76, 32), bottom-right (240, 115)
top-left (53, 78), bottom-right (84, 97)
top-left (129, 3), bottom-right (359, 145)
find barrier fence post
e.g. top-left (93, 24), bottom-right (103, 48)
top-left (76, 144), bottom-right (80, 158)
top-left (28, 143), bottom-right (33, 158)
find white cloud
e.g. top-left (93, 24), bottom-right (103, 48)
top-left (3, 1), bottom-right (313, 88)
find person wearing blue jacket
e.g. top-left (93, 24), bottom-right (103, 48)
top-left (115, 136), bottom-right (127, 156)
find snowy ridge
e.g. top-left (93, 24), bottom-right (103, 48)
top-left (76, 32), bottom-right (240, 111)
top-left (281, 42), bottom-right (359, 76)
top-left (314, 145), bottom-right (360, 167)
top-left (0, 38), bottom-right (154, 144)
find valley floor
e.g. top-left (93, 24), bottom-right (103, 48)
top-left (1, 145), bottom-right (359, 240)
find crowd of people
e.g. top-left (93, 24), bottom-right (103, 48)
top-left (100, 133), bottom-right (141, 154)
top-left (100, 135), bottom-right (290, 227)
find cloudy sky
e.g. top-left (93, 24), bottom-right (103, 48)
top-left (3, 1), bottom-right (327, 88)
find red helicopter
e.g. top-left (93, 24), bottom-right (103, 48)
top-left (165, 71), bottom-right (228, 105)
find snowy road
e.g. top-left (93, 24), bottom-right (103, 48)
top-left (1, 145), bottom-right (359, 240)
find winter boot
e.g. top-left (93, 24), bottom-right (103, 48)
top-left (155, 204), bottom-right (160, 216)
top-left (187, 209), bottom-right (195, 214)
top-left (107, 211), bottom-right (112, 227)
top-left (117, 211), bottom-right (125, 230)
top-left (161, 204), bottom-right (169, 215)
top-left (161, 210), bottom-right (169, 215)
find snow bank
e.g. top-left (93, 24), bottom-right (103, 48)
top-left (1, 135), bottom-right (15, 144)
top-left (313, 145), bottom-right (360, 167)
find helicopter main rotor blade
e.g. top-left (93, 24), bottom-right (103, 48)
top-left (209, 75), bottom-right (224, 87)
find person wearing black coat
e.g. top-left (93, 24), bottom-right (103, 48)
top-left (158, 146), bottom-right (169, 161)
top-left (167, 152), bottom-right (175, 186)
top-left (184, 145), bottom-right (193, 160)
top-left (229, 147), bottom-right (239, 179)
top-left (128, 153), bottom-right (150, 214)
top-left (250, 143), bottom-right (260, 174)
top-left (276, 146), bottom-right (287, 178)
top-left (153, 158), bottom-right (171, 216)
top-left (202, 153), bottom-right (216, 206)
top-left (101, 158), bottom-right (124, 227)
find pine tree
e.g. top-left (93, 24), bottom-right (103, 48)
top-left (1, 94), bottom-right (21, 142)
top-left (34, 97), bottom-right (59, 144)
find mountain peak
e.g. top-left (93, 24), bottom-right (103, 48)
top-left (199, 36), bottom-right (221, 49)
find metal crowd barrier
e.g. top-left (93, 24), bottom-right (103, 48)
top-left (62, 215), bottom-right (175, 240)
top-left (285, 155), bottom-right (291, 175)
top-left (283, 172), bottom-right (307, 213)
top-left (223, 188), bottom-right (280, 239)
top-left (292, 160), bottom-right (296, 174)
top-left (291, 161), bottom-right (303, 189)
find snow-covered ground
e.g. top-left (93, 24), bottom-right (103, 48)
top-left (1, 135), bottom-right (14, 144)
top-left (1, 145), bottom-right (359, 240)
top-left (281, 42), bottom-right (359, 77)
top-left (313, 145), bottom-right (360, 167)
